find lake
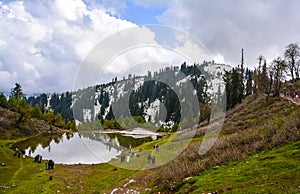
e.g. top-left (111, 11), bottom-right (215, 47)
top-left (13, 129), bottom-right (161, 164)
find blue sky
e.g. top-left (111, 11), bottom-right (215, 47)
top-left (120, 1), bottom-right (167, 25)
top-left (82, 0), bottom-right (168, 25)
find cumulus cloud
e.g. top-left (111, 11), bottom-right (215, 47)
top-left (75, 25), bottom-right (212, 89)
top-left (0, 0), bottom-right (135, 94)
top-left (156, 0), bottom-right (300, 67)
top-left (74, 26), bottom-right (160, 89)
top-left (4, 0), bottom-right (295, 95)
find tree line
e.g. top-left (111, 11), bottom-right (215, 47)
top-left (81, 64), bottom-right (210, 131)
top-left (3, 43), bottom-right (298, 131)
top-left (224, 43), bottom-right (300, 109)
top-left (0, 83), bottom-right (76, 130)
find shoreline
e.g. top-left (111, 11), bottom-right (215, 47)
top-left (83, 128), bottom-right (164, 137)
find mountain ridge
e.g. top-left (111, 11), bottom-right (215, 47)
top-left (27, 62), bottom-right (230, 131)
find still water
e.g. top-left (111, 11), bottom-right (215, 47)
top-left (14, 130), bottom-right (158, 164)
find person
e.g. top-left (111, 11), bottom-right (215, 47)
top-left (35, 154), bottom-right (42, 163)
top-left (152, 156), bottom-right (156, 164)
top-left (38, 155), bottom-right (42, 163)
top-left (147, 154), bottom-right (151, 163)
top-left (120, 155), bottom-right (125, 163)
top-left (17, 150), bottom-right (21, 158)
top-left (34, 154), bottom-right (38, 163)
top-left (14, 148), bottom-right (19, 156)
top-left (48, 159), bottom-right (55, 170)
top-left (34, 154), bottom-right (39, 163)
top-left (126, 155), bottom-right (130, 163)
top-left (45, 161), bottom-right (49, 170)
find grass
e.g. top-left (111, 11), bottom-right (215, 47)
top-left (140, 95), bottom-right (300, 191)
top-left (0, 138), bottom-right (136, 194)
top-left (108, 131), bottom-right (207, 171)
top-left (1, 95), bottom-right (300, 193)
top-left (177, 141), bottom-right (300, 193)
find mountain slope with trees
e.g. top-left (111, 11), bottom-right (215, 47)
top-left (0, 84), bottom-right (75, 139)
top-left (28, 62), bottom-right (228, 131)
top-left (0, 43), bottom-right (300, 193)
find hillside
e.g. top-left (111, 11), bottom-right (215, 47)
top-left (178, 140), bottom-right (300, 193)
top-left (110, 94), bottom-right (300, 193)
top-left (0, 107), bottom-right (65, 139)
top-left (0, 91), bottom-right (299, 193)
top-left (27, 62), bottom-right (229, 130)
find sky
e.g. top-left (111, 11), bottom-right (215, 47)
top-left (0, 0), bottom-right (300, 95)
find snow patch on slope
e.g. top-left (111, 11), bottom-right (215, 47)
top-left (144, 99), bottom-right (160, 123)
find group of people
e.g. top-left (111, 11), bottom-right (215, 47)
top-left (120, 144), bottom-right (160, 164)
top-left (120, 152), bottom-right (156, 164)
top-left (120, 151), bottom-right (142, 163)
top-left (147, 154), bottom-right (156, 164)
top-left (34, 154), bottom-right (55, 170)
top-left (13, 147), bottom-right (55, 171)
top-left (45, 159), bottom-right (55, 170)
top-left (120, 155), bottom-right (130, 163)
top-left (14, 148), bottom-right (25, 158)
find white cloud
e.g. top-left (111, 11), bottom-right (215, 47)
top-left (175, 40), bottom-right (211, 63)
top-left (78, 25), bottom-right (213, 87)
top-left (0, 0), bottom-right (136, 94)
top-left (0, 71), bottom-right (12, 93)
top-left (54, 0), bottom-right (87, 21)
top-left (212, 53), bottom-right (226, 64)
top-left (105, 46), bottom-right (191, 76)
top-left (156, 0), bottom-right (300, 67)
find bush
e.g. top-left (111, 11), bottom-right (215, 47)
top-left (0, 93), bottom-right (8, 108)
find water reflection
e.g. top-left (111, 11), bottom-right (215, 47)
top-left (23, 133), bottom-right (121, 164)
top-left (13, 131), bottom-right (158, 164)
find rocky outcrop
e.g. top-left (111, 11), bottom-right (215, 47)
top-left (0, 107), bottom-right (63, 139)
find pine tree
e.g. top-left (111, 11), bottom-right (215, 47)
top-left (241, 48), bottom-right (245, 78)
top-left (10, 83), bottom-right (26, 99)
top-left (31, 104), bottom-right (42, 119)
top-left (260, 59), bottom-right (269, 94)
top-left (253, 68), bottom-right (258, 94)
top-left (224, 67), bottom-right (245, 109)
top-left (257, 55), bottom-right (263, 93)
top-left (267, 65), bottom-right (275, 101)
top-left (245, 68), bottom-right (253, 96)
top-left (0, 93), bottom-right (8, 108)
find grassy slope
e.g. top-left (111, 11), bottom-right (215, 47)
top-left (1, 94), bottom-right (300, 193)
top-left (178, 140), bottom-right (300, 193)
top-left (0, 139), bottom-right (136, 193)
top-left (2, 135), bottom-right (299, 193)
top-left (120, 94), bottom-right (300, 193)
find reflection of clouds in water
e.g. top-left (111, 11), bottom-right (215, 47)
top-left (25, 133), bottom-right (121, 164)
